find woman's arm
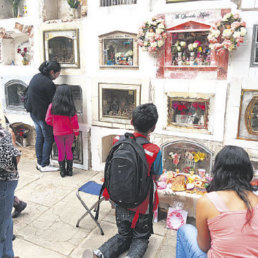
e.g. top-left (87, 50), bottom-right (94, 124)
top-left (196, 196), bottom-right (212, 253)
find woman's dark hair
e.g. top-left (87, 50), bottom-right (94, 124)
top-left (38, 61), bottom-right (61, 76)
top-left (132, 103), bottom-right (158, 133)
top-left (207, 145), bottom-right (254, 224)
top-left (51, 85), bottom-right (76, 117)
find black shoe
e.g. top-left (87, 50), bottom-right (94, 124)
top-left (59, 160), bottom-right (66, 177)
top-left (12, 234), bottom-right (16, 241)
top-left (66, 160), bottom-right (73, 176)
top-left (12, 201), bottom-right (27, 218)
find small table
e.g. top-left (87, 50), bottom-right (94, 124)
top-left (158, 190), bottom-right (201, 218)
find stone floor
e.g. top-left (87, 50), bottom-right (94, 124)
top-left (12, 147), bottom-right (178, 258)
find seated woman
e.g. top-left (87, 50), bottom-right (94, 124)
top-left (176, 145), bottom-right (258, 258)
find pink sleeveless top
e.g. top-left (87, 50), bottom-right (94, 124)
top-left (206, 192), bottom-right (258, 258)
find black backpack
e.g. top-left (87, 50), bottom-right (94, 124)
top-left (95, 133), bottom-right (153, 219)
top-left (23, 86), bottom-right (32, 112)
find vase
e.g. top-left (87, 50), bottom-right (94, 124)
top-left (22, 59), bottom-right (29, 65)
top-left (72, 7), bottom-right (81, 19)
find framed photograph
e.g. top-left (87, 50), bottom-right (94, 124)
top-left (167, 97), bottom-right (209, 129)
top-left (98, 83), bottom-right (141, 124)
top-left (237, 90), bottom-right (258, 141)
top-left (99, 31), bottom-right (138, 69)
top-left (43, 29), bottom-right (80, 68)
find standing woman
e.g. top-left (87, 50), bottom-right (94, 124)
top-left (45, 85), bottom-right (79, 177)
top-left (176, 145), bottom-right (258, 258)
top-left (0, 108), bottom-right (21, 257)
top-left (27, 61), bottom-right (61, 172)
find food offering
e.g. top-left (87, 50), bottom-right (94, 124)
top-left (157, 169), bottom-right (212, 195)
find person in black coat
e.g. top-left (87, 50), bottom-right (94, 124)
top-left (27, 61), bottom-right (61, 172)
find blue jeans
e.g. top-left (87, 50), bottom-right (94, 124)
top-left (98, 206), bottom-right (152, 258)
top-left (30, 113), bottom-right (54, 167)
top-left (0, 180), bottom-right (18, 258)
top-left (176, 224), bottom-right (207, 258)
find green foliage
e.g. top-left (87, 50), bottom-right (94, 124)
top-left (67, 0), bottom-right (80, 9)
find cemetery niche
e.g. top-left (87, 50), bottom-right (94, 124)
top-left (238, 90), bottom-right (258, 141)
top-left (44, 29), bottom-right (80, 68)
top-left (99, 31), bottom-right (138, 69)
top-left (162, 140), bottom-right (212, 175)
top-left (167, 97), bottom-right (209, 129)
top-left (98, 83), bottom-right (140, 124)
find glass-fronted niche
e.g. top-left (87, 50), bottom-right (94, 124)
top-left (56, 85), bottom-right (82, 113)
top-left (250, 25), bottom-right (258, 67)
top-left (171, 31), bottom-right (211, 66)
top-left (99, 31), bottom-right (138, 69)
top-left (168, 97), bottom-right (209, 129)
top-left (99, 83), bottom-right (141, 124)
top-left (5, 80), bottom-right (27, 110)
top-left (238, 90), bottom-right (258, 141)
top-left (44, 29), bottom-right (80, 68)
top-left (52, 132), bottom-right (83, 164)
top-left (162, 140), bottom-right (213, 175)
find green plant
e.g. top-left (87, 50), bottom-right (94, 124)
top-left (67, 0), bottom-right (81, 9)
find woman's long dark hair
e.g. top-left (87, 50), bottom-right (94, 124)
top-left (39, 61), bottom-right (61, 77)
top-left (51, 85), bottom-right (76, 117)
top-left (207, 145), bottom-right (254, 224)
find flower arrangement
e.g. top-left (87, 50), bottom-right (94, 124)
top-left (169, 152), bottom-right (181, 168)
top-left (192, 151), bottom-right (206, 163)
top-left (137, 16), bottom-right (167, 53)
top-left (208, 12), bottom-right (247, 56)
top-left (17, 47), bottom-right (29, 65)
top-left (67, 0), bottom-right (81, 8)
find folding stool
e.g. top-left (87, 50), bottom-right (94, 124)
top-left (76, 181), bottom-right (105, 235)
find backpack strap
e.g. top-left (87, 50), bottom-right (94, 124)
top-left (95, 183), bottom-right (105, 220)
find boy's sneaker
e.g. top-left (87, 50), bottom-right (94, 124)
top-left (40, 165), bottom-right (59, 172)
top-left (36, 163), bottom-right (42, 170)
top-left (82, 249), bottom-right (101, 258)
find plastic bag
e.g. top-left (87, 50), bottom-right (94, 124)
top-left (166, 201), bottom-right (188, 230)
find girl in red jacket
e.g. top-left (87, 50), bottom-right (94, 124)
top-left (45, 85), bottom-right (79, 177)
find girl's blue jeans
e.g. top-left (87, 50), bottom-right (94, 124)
top-left (176, 224), bottom-right (207, 258)
top-left (0, 180), bottom-right (18, 258)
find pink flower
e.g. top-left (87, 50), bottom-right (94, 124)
top-left (237, 37), bottom-right (244, 43)
top-left (231, 22), bottom-right (241, 29)
top-left (233, 13), bottom-right (240, 20)
top-left (240, 21), bottom-right (246, 27)
top-left (217, 48), bottom-right (226, 56)
top-left (137, 40), bottom-right (144, 46)
top-left (214, 43), bottom-right (223, 50)
top-left (222, 39), bottom-right (232, 49)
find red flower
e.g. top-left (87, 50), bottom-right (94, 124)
top-left (181, 111), bottom-right (186, 115)
top-left (192, 103), bottom-right (198, 109)
top-left (17, 48), bottom-right (21, 53)
top-left (23, 47), bottom-right (27, 52)
top-left (199, 104), bottom-right (206, 110)
top-left (21, 53), bottom-right (25, 57)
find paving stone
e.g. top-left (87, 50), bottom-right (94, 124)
top-left (13, 238), bottom-right (65, 258)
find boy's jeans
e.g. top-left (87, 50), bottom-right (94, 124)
top-left (0, 180), bottom-right (18, 258)
top-left (98, 206), bottom-right (152, 258)
top-left (176, 224), bottom-right (207, 258)
top-left (30, 113), bottom-right (54, 167)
